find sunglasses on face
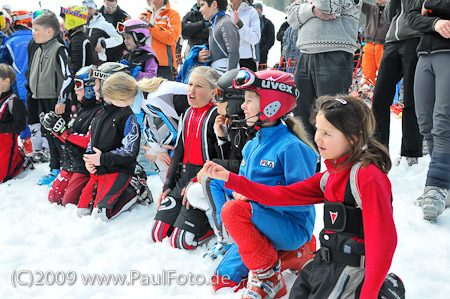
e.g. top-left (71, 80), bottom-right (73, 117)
top-left (105, 4), bottom-right (118, 9)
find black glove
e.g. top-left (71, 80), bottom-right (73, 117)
top-left (39, 112), bottom-right (46, 125)
top-left (42, 111), bottom-right (67, 135)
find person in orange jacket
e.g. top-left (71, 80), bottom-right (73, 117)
top-left (140, 0), bottom-right (181, 80)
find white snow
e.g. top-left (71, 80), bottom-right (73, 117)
top-left (2, 1), bottom-right (450, 298)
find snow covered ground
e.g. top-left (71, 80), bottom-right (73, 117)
top-left (2, 1), bottom-right (450, 298)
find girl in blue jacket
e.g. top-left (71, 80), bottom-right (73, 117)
top-left (210, 68), bottom-right (317, 298)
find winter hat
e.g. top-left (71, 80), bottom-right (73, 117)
top-left (253, 3), bottom-right (263, 11)
top-left (82, 0), bottom-right (97, 9)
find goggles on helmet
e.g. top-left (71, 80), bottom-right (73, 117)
top-left (74, 78), bottom-right (95, 90)
top-left (116, 22), bottom-right (149, 34)
top-left (233, 68), bottom-right (298, 98)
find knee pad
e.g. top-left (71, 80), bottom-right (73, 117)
top-left (151, 219), bottom-right (173, 243)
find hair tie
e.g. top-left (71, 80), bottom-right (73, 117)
top-left (334, 98), bottom-right (347, 104)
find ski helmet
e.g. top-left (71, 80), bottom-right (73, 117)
top-left (82, 0), bottom-right (98, 10)
top-left (232, 68), bottom-right (299, 123)
top-left (60, 6), bottom-right (89, 31)
top-left (90, 62), bottom-right (131, 98)
top-left (117, 19), bottom-right (150, 45)
top-left (75, 66), bottom-right (96, 100)
top-left (216, 69), bottom-right (245, 119)
top-left (32, 9), bottom-right (50, 20)
top-left (10, 10), bottom-right (33, 29)
top-left (0, 11), bottom-right (5, 30)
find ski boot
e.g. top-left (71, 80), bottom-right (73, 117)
top-left (242, 260), bottom-right (286, 299)
top-left (203, 242), bottom-right (234, 260)
top-left (422, 187), bottom-right (448, 223)
top-left (129, 163), bottom-right (153, 204)
top-left (279, 235), bottom-right (316, 274)
top-left (37, 169), bottom-right (61, 186)
top-left (212, 274), bottom-right (248, 294)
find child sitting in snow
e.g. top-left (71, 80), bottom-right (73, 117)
top-left (77, 72), bottom-right (140, 220)
top-left (0, 63), bottom-right (32, 183)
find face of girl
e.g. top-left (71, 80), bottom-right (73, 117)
top-left (74, 88), bottom-right (85, 102)
top-left (241, 91), bottom-right (260, 126)
top-left (123, 33), bottom-right (137, 50)
top-left (314, 112), bottom-right (352, 161)
top-left (187, 71), bottom-right (215, 108)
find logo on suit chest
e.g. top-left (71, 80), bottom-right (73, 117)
top-left (260, 159), bottom-right (275, 168)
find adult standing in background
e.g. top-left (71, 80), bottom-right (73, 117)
top-left (227, 0), bottom-right (260, 71)
top-left (82, 0), bottom-right (123, 65)
top-left (361, 0), bottom-right (390, 85)
top-left (254, 2), bottom-right (274, 66)
top-left (98, 0), bottom-right (131, 62)
top-left (408, 0), bottom-right (450, 222)
top-left (287, 0), bottom-right (361, 142)
top-left (181, 0), bottom-right (210, 49)
top-left (371, 0), bottom-right (422, 166)
top-left (140, 0), bottom-right (181, 80)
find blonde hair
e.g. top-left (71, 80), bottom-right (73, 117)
top-left (102, 72), bottom-right (138, 102)
top-left (285, 116), bottom-right (317, 154)
top-left (190, 66), bottom-right (220, 90)
top-left (137, 77), bottom-right (167, 93)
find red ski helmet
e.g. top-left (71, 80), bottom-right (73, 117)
top-left (232, 68), bottom-right (299, 123)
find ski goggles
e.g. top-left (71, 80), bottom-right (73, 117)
top-left (89, 67), bottom-right (111, 82)
top-left (105, 4), bottom-right (118, 9)
top-left (212, 88), bottom-right (224, 103)
top-left (233, 68), bottom-right (298, 97)
top-left (74, 78), bottom-right (95, 90)
top-left (32, 9), bottom-right (50, 20)
top-left (116, 22), bottom-right (149, 34)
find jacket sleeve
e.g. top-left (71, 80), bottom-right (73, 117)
top-left (408, 0), bottom-right (441, 33)
top-left (136, 56), bottom-right (159, 80)
top-left (0, 97), bottom-right (27, 133)
top-left (56, 47), bottom-right (73, 105)
top-left (260, 19), bottom-right (275, 53)
top-left (221, 20), bottom-right (240, 71)
top-left (358, 166), bottom-right (397, 299)
top-left (385, 0), bottom-right (401, 23)
top-left (100, 114), bottom-right (140, 169)
top-left (102, 22), bottom-right (124, 49)
top-left (287, 2), bottom-right (315, 30)
top-left (182, 12), bottom-right (210, 40)
top-left (313, 0), bottom-right (361, 14)
top-left (163, 111), bottom-right (186, 192)
top-left (422, 0), bottom-right (450, 11)
top-left (225, 171), bottom-right (325, 206)
top-left (238, 8), bottom-right (261, 45)
top-left (149, 10), bottom-right (182, 46)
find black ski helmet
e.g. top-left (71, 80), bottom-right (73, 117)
top-left (216, 69), bottom-right (245, 118)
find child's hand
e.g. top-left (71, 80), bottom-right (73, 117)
top-left (181, 186), bottom-right (191, 210)
top-left (85, 161), bottom-right (96, 174)
top-left (156, 151), bottom-right (171, 166)
top-left (198, 49), bottom-right (211, 63)
top-left (55, 103), bottom-right (65, 114)
top-left (214, 115), bottom-right (226, 137)
top-left (141, 145), bottom-right (156, 162)
top-left (196, 167), bottom-right (206, 184)
top-left (203, 161), bottom-right (230, 182)
top-left (83, 147), bottom-right (102, 166)
top-left (233, 192), bottom-right (249, 201)
top-left (157, 188), bottom-right (171, 210)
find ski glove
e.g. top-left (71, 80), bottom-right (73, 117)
top-left (131, 66), bottom-right (142, 78)
top-left (119, 59), bottom-right (130, 67)
top-left (42, 111), bottom-right (67, 135)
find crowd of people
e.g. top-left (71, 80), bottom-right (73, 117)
top-left (1, 0), bottom-right (449, 298)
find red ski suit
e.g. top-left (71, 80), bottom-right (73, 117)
top-left (225, 156), bottom-right (397, 299)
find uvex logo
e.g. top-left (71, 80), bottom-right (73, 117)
top-left (92, 71), bottom-right (110, 80)
top-left (60, 8), bottom-right (89, 20)
top-left (260, 80), bottom-right (299, 97)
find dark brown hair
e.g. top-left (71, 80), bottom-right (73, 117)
top-left (311, 95), bottom-right (391, 174)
